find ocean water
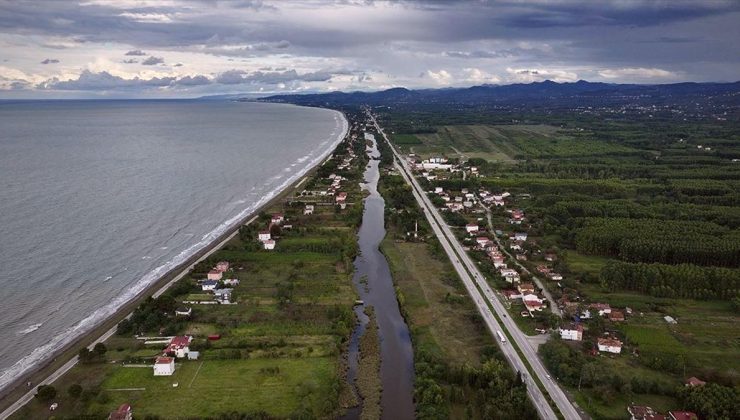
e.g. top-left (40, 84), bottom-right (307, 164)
top-left (0, 100), bottom-right (347, 391)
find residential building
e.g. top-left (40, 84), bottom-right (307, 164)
top-left (597, 337), bottom-right (623, 354)
top-left (628, 406), bottom-right (659, 420)
top-left (174, 307), bottom-right (192, 317)
top-left (201, 280), bottom-right (218, 291)
top-left (609, 310), bottom-right (626, 322)
top-left (685, 377), bottom-right (706, 387)
top-left (465, 224), bottom-right (479, 234)
top-left (304, 204), bottom-right (314, 215)
top-left (668, 411), bottom-right (698, 420)
top-left (271, 213), bottom-right (284, 224)
top-left (560, 323), bottom-right (584, 341)
top-left (207, 270), bottom-right (223, 281)
top-left (153, 356), bottom-right (175, 376)
top-left (258, 231), bottom-right (271, 242)
top-left (263, 239), bottom-right (276, 250)
top-left (108, 404), bottom-right (133, 420)
top-left (165, 336), bottom-right (192, 358)
top-left (514, 232), bottom-right (528, 241)
top-left (590, 303), bottom-right (612, 316)
top-left (214, 261), bottom-right (230, 272)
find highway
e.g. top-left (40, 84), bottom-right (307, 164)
top-left (368, 111), bottom-right (583, 420)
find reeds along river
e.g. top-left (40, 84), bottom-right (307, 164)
top-left (345, 132), bottom-right (415, 419)
top-left (0, 100), bottom-right (347, 393)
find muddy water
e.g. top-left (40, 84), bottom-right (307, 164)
top-left (344, 133), bottom-right (415, 419)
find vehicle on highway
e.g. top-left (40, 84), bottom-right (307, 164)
top-left (497, 330), bottom-right (507, 343)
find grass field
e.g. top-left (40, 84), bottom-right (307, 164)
top-left (381, 238), bottom-right (492, 366)
top-left (392, 124), bottom-right (637, 163)
top-left (94, 358), bottom-right (334, 417)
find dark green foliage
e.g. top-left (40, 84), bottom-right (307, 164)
top-left (67, 383), bottom-right (83, 399)
top-left (600, 261), bottom-right (740, 300)
top-left (679, 383), bottom-right (740, 420)
top-left (35, 385), bottom-right (56, 402)
top-left (116, 295), bottom-right (187, 336)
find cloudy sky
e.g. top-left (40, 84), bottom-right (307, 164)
top-left (1, 0), bottom-right (738, 98)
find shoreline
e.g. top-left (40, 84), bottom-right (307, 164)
top-left (0, 107), bottom-right (349, 417)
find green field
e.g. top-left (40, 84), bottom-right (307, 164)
top-left (94, 359), bottom-right (334, 417)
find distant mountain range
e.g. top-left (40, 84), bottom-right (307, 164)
top-left (253, 80), bottom-right (740, 110)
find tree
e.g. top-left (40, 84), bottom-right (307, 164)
top-left (93, 343), bottom-right (107, 358)
top-left (67, 383), bottom-right (83, 399)
top-left (35, 385), bottom-right (56, 402)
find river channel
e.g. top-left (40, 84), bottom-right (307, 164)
top-left (344, 132), bottom-right (415, 419)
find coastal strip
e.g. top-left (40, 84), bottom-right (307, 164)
top-left (0, 107), bottom-right (349, 418)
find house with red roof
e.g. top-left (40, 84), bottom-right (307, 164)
top-left (165, 335), bottom-right (192, 358)
top-left (608, 310), bottom-right (625, 322)
top-left (214, 261), bottom-right (229, 272)
top-left (597, 337), bottom-right (623, 354)
top-left (668, 411), bottom-right (698, 420)
top-left (685, 377), bottom-right (706, 387)
top-left (153, 356), bottom-right (175, 376)
top-left (559, 323), bottom-right (583, 341)
top-left (271, 213), bottom-right (284, 225)
top-left (108, 404), bottom-right (133, 420)
top-left (207, 270), bottom-right (223, 281)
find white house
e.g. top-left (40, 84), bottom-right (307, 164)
top-left (201, 280), bottom-right (219, 291)
top-left (549, 273), bottom-right (563, 281)
top-left (465, 224), bottom-right (479, 234)
top-left (476, 237), bottom-right (491, 247)
top-left (166, 336), bottom-right (192, 358)
top-left (153, 356), bottom-right (175, 376)
top-left (493, 199), bottom-right (505, 207)
top-left (304, 205), bottom-right (314, 215)
top-left (175, 307), bottom-right (192, 317)
top-left (597, 337), bottom-right (623, 354)
top-left (590, 303), bottom-right (612, 316)
top-left (263, 239), bottom-right (276, 250)
top-left (434, 187), bottom-right (444, 194)
top-left (213, 288), bottom-right (233, 303)
top-left (271, 213), bottom-right (284, 224)
top-left (223, 278), bottom-right (240, 286)
top-left (559, 324), bottom-right (583, 341)
top-left (514, 232), bottom-right (528, 242)
top-left (258, 231), bottom-right (271, 242)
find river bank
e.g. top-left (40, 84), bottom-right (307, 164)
top-left (0, 107), bottom-right (349, 418)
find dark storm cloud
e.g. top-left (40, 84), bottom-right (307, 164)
top-left (125, 50), bottom-right (147, 56)
top-left (141, 56), bottom-right (164, 65)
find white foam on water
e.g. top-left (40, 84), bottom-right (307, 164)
top-left (16, 323), bottom-right (43, 335)
top-left (0, 108), bottom-right (348, 393)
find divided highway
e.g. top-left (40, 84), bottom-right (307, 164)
top-left (368, 112), bottom-right (584, 420)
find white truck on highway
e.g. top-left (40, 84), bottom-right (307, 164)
top-left (497, 330), bottom-right (507, 343)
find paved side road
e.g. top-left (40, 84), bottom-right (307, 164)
top-left (369, 112), bottom-right (584, 420)
top-left (479, 200), bottom-right (562, 317)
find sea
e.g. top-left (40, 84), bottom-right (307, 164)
top-left (0, 99), bottom-right (347, 392)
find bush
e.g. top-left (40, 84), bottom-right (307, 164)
top-left (68, 383), bottom-right (83, 399)
top-left (35, 385), bottom-right (56, 402)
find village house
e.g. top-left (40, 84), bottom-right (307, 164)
top-left (271, 213), bottom-right (284, 225)
top-left (213, 288), bottom-right (233, 304)
top-left (514, 232), bottom-right (528, 241)
top-left (465, 224), bottom-right (479, 234)
top-left (509, 243), bottom-right (522, 251)
top-left (153, 356), bottom-right (175, 376)
top-left (590, 303), bottom-right (612, 316)
top-left (476, 237), bottom-right (490, 248)
top-left (207, 270), bottom-right (223, 281)
top-left (628, 406), bottom-right (659, 420)
top-left (434, 187), bottom-right (444, 194)
top-left (685, 377), bottom-right (706, 387)
top-left (516, 253), bottom-right (527, 261)
top-left (165, 336), bottom-right (192, 358)
top-left (174, 307), bottom-right (192, 317)
top-left (517, 282), bottom-right (535, 295)
top-left (559, 323), bottom-right (584, 341)
top-left (263, 239), bottom-right (276, 250)
top-left (608, 310), bottom-right (626, 322)
top-left (258, 231), bottom-right (271, 242)
top-left (668, 411), bottom-right (698, 420)
top-left (544, 253), bottom-right (558, 262)
top-left (304, 204), bottom-right (314, 215)
top-left (491, 254), bottom-right (506, 268)
top-left (522, 294), bottom-right (544, 312)
top-left (537, 265), bottom-right (551, 274)
top-left (493, 198), bottom-right (505, 206)
top-left (223, 278), bottom-right (240, 286)
top-left (214, 261), bottom-right (229, 272)
top-left (502, 289), bottom-right (521, 300)
top-left (336, 192), bottom-right (348, 208)
top-left (108, 403), bottom-right (133, 420)
top-left (501, 268), bottom-right (519, 281)
top-left (201, 280), bottom-right (219, 291)
top-left (597, 337), bottom-right (623, 354)
top-left (548, 272), bottom-right (563, 281)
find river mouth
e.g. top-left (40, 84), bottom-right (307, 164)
top-left (344, 132), bottom-right (415, 420)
